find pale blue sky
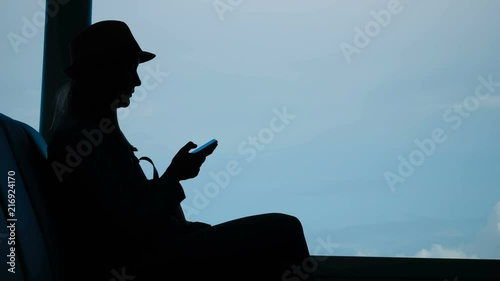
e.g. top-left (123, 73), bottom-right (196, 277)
top-left (2, 0), bottom-right (500, 258)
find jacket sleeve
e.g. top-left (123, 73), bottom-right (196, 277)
top-left (93, 140), bottom-right (187, 223)
top-left (47, 128), bottom-right (187, 236)
top-left (138, 156), bottom-right (186, 209)
top-left (145, 175), bottom-right (186, 212)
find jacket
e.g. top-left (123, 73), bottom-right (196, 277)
top-left (46, 119), bottom-right (186, 278)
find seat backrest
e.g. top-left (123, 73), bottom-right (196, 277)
top-left (0, 113), bottom-right (61, 281)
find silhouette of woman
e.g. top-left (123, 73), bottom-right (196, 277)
top-left (47, 20), bottom-right (314, 281)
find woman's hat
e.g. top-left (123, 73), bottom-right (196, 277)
top-left (64, 20), bottom-right (155, 78)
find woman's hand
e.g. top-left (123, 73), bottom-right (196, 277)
top-left (164, 141), bottom-right (206, 181)
top-left (185, 221), bottom-right (212, 233)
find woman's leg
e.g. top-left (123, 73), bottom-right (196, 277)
top-left (148, 213), bottom-right (312, 280)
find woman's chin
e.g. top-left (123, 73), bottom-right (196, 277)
top-left (117, 94), bottom-right (132, 108)
top-left (117, 97), bottom-right (131, 108)
top-left (120, 101), bottom-right (131, 108)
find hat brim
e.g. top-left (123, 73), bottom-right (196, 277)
top-left (64, 50), bottom-right (156, 78)
top-left (139, 51), bottom-right (155, 63)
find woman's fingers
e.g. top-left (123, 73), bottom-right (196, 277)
top-left (181, 141), bottom-right (197, 153)
top-left (168, 142), bottom-right (208, 181)
top-left (197, 155), bottom-right (206, 165)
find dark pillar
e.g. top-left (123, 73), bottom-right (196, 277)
top-left (39, 0), bottom-right (92, 139)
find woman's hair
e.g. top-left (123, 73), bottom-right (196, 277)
top-left (47, 75), bottom-right (117, 142)
top-left (47, 61), bottom-right (134, 142)
top-left (47, 81), bottom-right (72, 142)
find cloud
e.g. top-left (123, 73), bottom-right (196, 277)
top-left (414, 244), bottom-right (478, 259)
top-left (473, 201), bottom-right (500, 259)
top-left (414, 201), bottom-right (500, 260)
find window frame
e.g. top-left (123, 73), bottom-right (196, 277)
top-left (40, 1), bottom-right (500, 280)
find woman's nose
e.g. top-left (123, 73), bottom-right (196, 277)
top-left (133, 71), bottom-right (141, 87)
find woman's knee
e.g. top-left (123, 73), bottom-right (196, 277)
top-left (262, 213), bottom-right (304, 233)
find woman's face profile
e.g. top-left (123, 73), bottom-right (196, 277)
top-left (112, 58), bottom-right (141, 109)
top-left (92, 57), bottom-right (141, 109)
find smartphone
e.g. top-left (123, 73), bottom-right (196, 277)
top-left (190, 139), bottom-right (218, 154)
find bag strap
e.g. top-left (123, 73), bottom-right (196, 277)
top-left (140, 156), bottom-right (186, 223)
top-left (138, 156), bottom-right (159, 180)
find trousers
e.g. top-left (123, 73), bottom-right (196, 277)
top-left (141, 213), bottom-right (315, 281)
